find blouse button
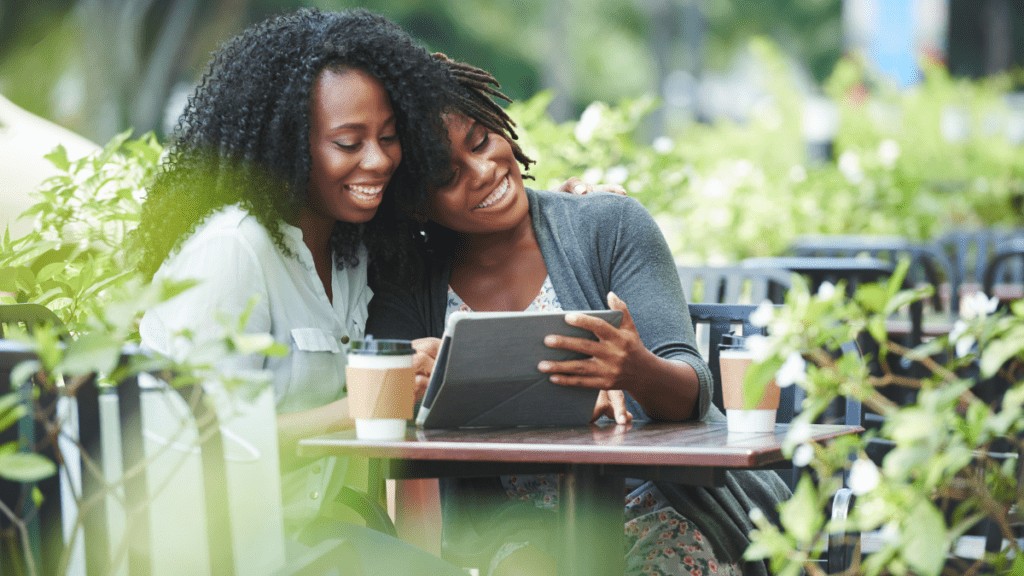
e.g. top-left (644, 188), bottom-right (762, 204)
top-left (341, 336), bottom-right (350, 345)
top-left (309, 491), bottom-right (320, 500)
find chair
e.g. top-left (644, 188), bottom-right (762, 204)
top-left (676, 265), bottom-right (791, 305)
top-left (0, 303), bottom-right (65, 338)
top-left (982, 237), bottom-right (1024, 306)
top-left (0, 304), bottom-right (66, 575)
top-left (2, 337), bottom-right (363, 576)
top-left (786, 235), bottom-right (956, 343)
top-left (686, 303), bottom-right (860, 573)
top-left (935, 228), bottom-right (1024, 312)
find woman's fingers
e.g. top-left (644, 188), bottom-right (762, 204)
top-left (590, 390), bottom-right (632, 424)
top-left (411, 337), bottom-right (442, 401)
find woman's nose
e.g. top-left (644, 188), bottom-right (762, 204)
top-left (361, 142), bottom-right (399, 173)
top-left (464, 154), bottom-right (494, 189)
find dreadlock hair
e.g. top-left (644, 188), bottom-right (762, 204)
top-left (131, 8), bottom-right (453, 283)
top-left (434, 53), bottom-right (534, 174)
top-left (408, 54), bottom-right (537, 260)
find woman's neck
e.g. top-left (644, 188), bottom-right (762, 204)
top-left (449, 214), bottom-right (547, 312)
top-left (455, 214), bottom-right (536, 270)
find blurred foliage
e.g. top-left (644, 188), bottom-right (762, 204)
top-left (0, 131), bottom-right (160, 332)
top-left (742, 271), bottom-right (1024, 575)
top-left (515, 41), bottom-right (1024, 263)
top-left (0, 0), bottom-right (844, 140)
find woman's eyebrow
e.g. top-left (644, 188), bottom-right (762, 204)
top-left (464, 120), bottom-right (483, 145)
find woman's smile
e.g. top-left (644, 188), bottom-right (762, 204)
top-left (347, 182), bottom-right (386, 205)
top-left (474, 174), bottom-right (511, 210)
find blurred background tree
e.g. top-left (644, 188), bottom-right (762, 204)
top-left (0, 0), bottom-right (848, 143)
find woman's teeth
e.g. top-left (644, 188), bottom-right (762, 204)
top-left (348, 184), bottom-right (383, 201)
top-left (475, 176), bottom-right (509, 209)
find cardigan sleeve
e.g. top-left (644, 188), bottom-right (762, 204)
top-left (604, 196), bottom-right (715, 421)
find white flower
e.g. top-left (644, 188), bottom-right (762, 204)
top-left (606, 165), bottom-right (629, 185)
top-left (838, 151), bottom-right (863, 184)
top-left (744, 334), bottom-right (771, 362)
top-left (877, 139), bottom-right (901, 168)
top-left (750, 300), bottom-right (775, 328)
top-left (816, 281), bottom-right (837, 299)
top-left (849, 458), bottom-right (881, 495)
top-left (788, 421), bottom-right (813, 444)
top-left (748, 507), bottom-right (766, 524)
top-left (652, 136), bottom-right (674, 154)
top-left (574, 103), bottom-right (602, 143)
top-left (949, 319), bottom-right (976, 358)
top-left (775, 352), bottom-right (806, 388)
top-left (957, 335), bottom-right (977, 359)
top-left (960, 291), bottom-right (999, 320)
top-left (788, 164), bottom-right (807, 183)
top-left (792, 443), bottom-right (814, 467)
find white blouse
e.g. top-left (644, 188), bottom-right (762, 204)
top-left (139, 205), bottom-right (372, 533)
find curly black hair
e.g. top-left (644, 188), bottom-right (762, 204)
top-left (132, 8), bottom-right (454, 282)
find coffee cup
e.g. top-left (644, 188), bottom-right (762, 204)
top-left (718, 333), bottom-right (780, 433)
top-left (345, 339), bottom-right (415, 439)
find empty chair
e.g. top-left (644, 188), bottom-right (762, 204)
top-left (785, 235), bottom-right (955, 344)
top-left (676, 265), bottom-right (792, 305)
top-left (935, 228), bottom-right (1024, 312)
top-left (983, 237), bottom-right (1024, 306)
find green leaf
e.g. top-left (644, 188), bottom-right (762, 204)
top-left (62, 332), bottom-right (122, 376)
top-left (0, 452), bottom-right (57, 482)
top-left (979, 326), bottom-right (1024, 378)
top-left (10, 359), bottom-right (40, 392)
top-left (900, 500), bottom-right (947, 576)
top-left (0, 395), bottom-right (26, 433)
top-left (43, 144), bottom-right (70, 171)
top-left (779, 475), bottom-right (822, 546)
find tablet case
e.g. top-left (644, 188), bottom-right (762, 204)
top-left (416, 309), bottom-right (623, 429)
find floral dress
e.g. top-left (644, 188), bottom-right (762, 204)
top-left (446, 279), bottom-right (741, 576)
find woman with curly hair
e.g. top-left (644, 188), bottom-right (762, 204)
top-left (133, 10), bottom-right (467, 570)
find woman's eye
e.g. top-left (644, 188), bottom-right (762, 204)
top-left (334, 141), bottom-right (359, 151)
top-left (472, 131), bottom-right (490, 152)
top-left (381, 133), bottom-right (399, 143)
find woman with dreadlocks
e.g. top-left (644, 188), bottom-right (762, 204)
top-left (366, 55), bottom-right (791, 576)
top-left (133, 11), bottom-right (471, 572)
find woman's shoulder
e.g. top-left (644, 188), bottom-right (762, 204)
top-left (531, 187), bottom-right (648, 224)
top-left (173, 204), bottom-right (283, 260)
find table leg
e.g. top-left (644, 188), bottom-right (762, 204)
top-left (559, 465), bottom-right (625, 576)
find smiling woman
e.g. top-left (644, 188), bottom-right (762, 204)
top-left (128, 8), bottom-right (464, 573)
top-left (366, 55), bottom-right (790, 576)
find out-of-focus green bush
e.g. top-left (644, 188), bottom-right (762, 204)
top-left (513, 40), bottom-right (1024, 264)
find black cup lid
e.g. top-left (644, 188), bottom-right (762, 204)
top-left (348, 338), bottom-right (413, 355)
top-left (718, 331), bottom-right (747, 350)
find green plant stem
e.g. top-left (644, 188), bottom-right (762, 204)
top-left (0, 497), bottom-right (38, 576)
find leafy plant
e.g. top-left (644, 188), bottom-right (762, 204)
top-left (512, 43), bottom-right (1024, 264)
top-left (0, 132), bottom-right (285, 575)
top-left (0, 130), bottom-right (162, 333)
top-left (742, 270), bottom-right (1024, 575)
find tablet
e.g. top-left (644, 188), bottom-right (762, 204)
top-left (416, 309), bottom-right (623, 429)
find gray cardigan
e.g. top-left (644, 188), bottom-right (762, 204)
top-left (367, 189), bottom-right (788, 574)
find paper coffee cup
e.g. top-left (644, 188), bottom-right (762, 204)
top-left (346, 339), bottom-right (415, 439)
top-left (719, 348), bottom-right (781, 433)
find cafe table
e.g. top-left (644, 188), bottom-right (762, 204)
top-left (299, 420), bottom-right (862, 576)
